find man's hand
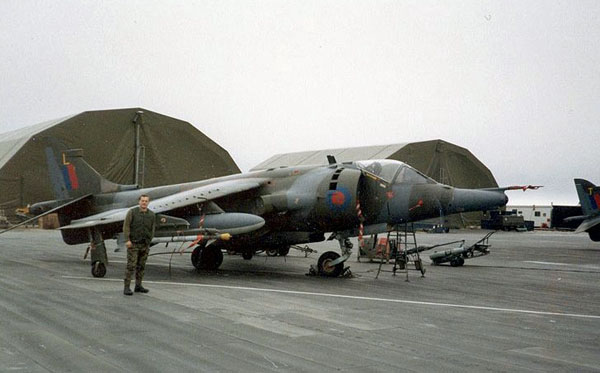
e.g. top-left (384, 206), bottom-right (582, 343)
top-left (126, 240), bottom-right (132, 249)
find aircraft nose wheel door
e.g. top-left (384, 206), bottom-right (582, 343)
top-left (314, 167), bottom-right (363, 277)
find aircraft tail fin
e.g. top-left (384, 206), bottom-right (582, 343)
top-left (44, 138), bottom-right (137, 200)
top-left (574, 178), bottom-right (600, 216)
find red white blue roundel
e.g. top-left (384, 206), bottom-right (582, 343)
top-left (326, 186), bottom-right (352, 211)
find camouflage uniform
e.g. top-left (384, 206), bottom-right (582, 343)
top-left (123, 206), bottom-right (155, 289)
top-left (125, 243), bottom-right (150, 287)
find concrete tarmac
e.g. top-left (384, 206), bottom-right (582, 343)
top-left (0, 228), bottom-right (599, 372)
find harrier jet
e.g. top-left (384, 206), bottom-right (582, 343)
top-left (3, 141), bottom-right (537, 277)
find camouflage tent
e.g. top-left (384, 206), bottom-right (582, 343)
top-left (252, 140), bottom-right (498, 228)
top-left (0, 108), bottom-right (240, 217)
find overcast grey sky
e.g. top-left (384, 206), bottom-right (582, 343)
top-left (1, 1), bottom-right (599, 205)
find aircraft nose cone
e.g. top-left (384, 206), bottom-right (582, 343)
top-left (449, 188), bottom-right (508, 214)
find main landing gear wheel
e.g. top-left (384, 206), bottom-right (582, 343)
top-left (200, 245), bottom-right (223, 270)
top-left (317, 251), bottom-right (344, 277)
top-left (265, 246), bottom-right (290, 257)
top-left (191, 244), bottom-right (223, 270)
top-left (91, 261), bottom-right (106, 278)
top-left (191, 245), bottom-right (202, 269)
top-left (278, 246), bottom-right (290, 257)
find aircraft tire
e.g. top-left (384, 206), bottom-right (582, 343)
top-left (191, 245), bottom-right (204, 269)
top-left (318, 251), bottom-right (343, 277)
top-left (278, 246), bottom-right (290, 257)
top-left (242, 251), bottom-right (253, 260)
top-left (450, 258), bottom-right (464, 267)
top-left (91, 261), bottom-right (106, 278)
top-left (200, 245), bottom-right (223, 270)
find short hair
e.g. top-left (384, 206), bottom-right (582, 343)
top-left (139, 194), bottom-right (150, 200)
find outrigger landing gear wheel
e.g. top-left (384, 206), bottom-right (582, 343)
top-left (317, 251), bottom-right (344, 277)
top-left (91, 261), bottom-right (106, 278)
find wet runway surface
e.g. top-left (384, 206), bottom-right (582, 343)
top-left (1, 229), bottom-right (599, 372)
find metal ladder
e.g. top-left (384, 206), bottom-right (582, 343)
top-left (376, 223), bottom-right (425, 281)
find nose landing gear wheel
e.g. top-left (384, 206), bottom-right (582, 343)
top-left (317, 251), bottom-right (344, 277)
top-left (91, 261), bottom-right (106, 278)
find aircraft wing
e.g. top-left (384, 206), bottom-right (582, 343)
top-left (147, 179), bottom-right (263, 213)
top-left (574, 215), bottom-right (600, 234)
top-left (58, 208), bottom-right (131, 230)
top-left (59, 179), bottom-right (263, 230)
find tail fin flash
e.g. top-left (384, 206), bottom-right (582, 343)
top-left (44, 138), bottom-right (136, 200)
top-left (574, 179), bottom-right (600, 216)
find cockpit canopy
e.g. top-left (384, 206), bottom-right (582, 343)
top-left (354, 160), bottom-right (436, 185)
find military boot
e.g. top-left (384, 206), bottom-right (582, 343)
top-left (135, 284), bottom-right (149, 293)
top-left (124, 286), bottom-right (133, 296)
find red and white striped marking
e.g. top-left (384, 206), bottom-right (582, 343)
top-left (356, 201), bottom-right (364, 248)
top-left (187, 214), bottom-right (206, 249)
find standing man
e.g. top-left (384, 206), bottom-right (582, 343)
top-left (123, 194), bottom-right (155, 296)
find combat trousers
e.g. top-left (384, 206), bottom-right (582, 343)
top-left (124, 244), bottom-right (150, 288)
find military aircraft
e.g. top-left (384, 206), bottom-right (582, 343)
top-left (564, 179), bottom-right (600, 241)
top-left (2, 140), bottom-right (539, 277)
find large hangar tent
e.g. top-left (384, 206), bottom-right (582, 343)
top-left (0, 108), bottom-right (240, 216)
top-left (252, 140), bottom-right (498, 227)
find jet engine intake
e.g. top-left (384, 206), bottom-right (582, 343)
top-left (313, 167), bottom-right (363, 230)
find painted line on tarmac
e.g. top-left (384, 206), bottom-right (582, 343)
top-left (524, 261), bottom-right (571, 266)
top-left (524, 261), bottom-right (600, 270)
top-left (62, 275), bottom-right (600, 320)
